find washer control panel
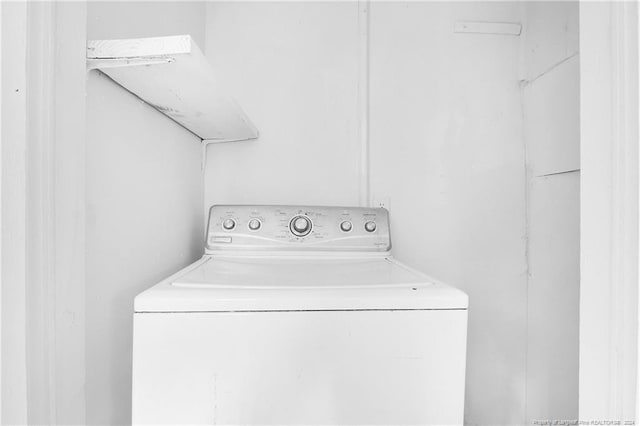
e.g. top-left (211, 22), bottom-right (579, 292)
top-left (206, 205), bottom-right (391, 253)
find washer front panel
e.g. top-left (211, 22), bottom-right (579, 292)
top-left (132, 310), bottom-right (467, 425)
top-left (206, 205), bottom-right (391, 253)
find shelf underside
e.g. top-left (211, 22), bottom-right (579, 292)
top-left (87, 35), bottom-right (259, 142)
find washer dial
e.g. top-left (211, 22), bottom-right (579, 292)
top-left (248, 218), bottom-right (261, 231)
top-left (222, 218), bottom-right (236, 230)
top-left (290, 215), bottom-right (312, 237)
top-left (340, 221), bottom-right (352, 232)
top-left (364, 221), bottom-right (377, 232)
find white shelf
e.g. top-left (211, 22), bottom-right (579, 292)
top-left (87, 35), bottom-right (259, 143)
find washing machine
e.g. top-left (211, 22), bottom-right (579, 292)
top-left (132, 205), bottom-right (468, 425)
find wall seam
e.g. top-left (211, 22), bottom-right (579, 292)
top-left (357, 0), bottom-right (370, 207)
top-left (518, 3), bottom-right (531, 423)
top-left (521, 51), bottom-right (579, 87)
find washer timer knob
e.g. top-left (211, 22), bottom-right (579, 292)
top-left (290, 215), bottom-right (312, 237)
top-left (248, 219), bottom-right (261, 231)
top-left (222, 218), bottom-right (236, 230)
top-left (364, 221), bottom-right (377, 232)
top-left (340, 221), bottom-right (352, 232)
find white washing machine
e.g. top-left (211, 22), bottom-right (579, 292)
top-left (132, 205), bottom-right (468, 425)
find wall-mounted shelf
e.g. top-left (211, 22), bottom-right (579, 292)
top-left (86, 35), bottom-right (259, 143)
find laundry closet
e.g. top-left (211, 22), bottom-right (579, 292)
top-left (82, 2), bottom-right (580, 424)
top-left (2, 1), bottom-right (597, 425)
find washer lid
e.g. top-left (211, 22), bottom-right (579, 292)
top-left (134, 256), bottom-right (468, 312)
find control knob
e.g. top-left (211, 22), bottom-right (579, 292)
top-left (364, 221), bottom-right (377, 232)
top-left (248, 218), bottom-right (261, 231)
top-left (290, 215), bottom-right (312, 237)
top-left (222, 218), bottom-right (236, 230)
top-left (340, 221), bottom-right (352, 232)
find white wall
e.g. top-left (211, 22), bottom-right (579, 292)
top-left (522, 3), bottom-right (579, 424)
top-left (1, 3), bottom-right (29, 423)
top-left (86, 2), bottom-right (206, 424)
top-left (51, 4), bottom-right (89, 424)
top-left (87, 1), bottom-right (206, 46)
top-left (203, 2), bottom-right (361, 208)
top-left (368, 3), bottom-right (527, 424)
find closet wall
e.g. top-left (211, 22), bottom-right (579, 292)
top-left (85, 2), bottom-right (206, 424)
top-left (203, 2), bottom-right (362, 208)
top-left (368, 3), bottom-right (527, 424)
top-left (522, 2), bottom-right (580, 424)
